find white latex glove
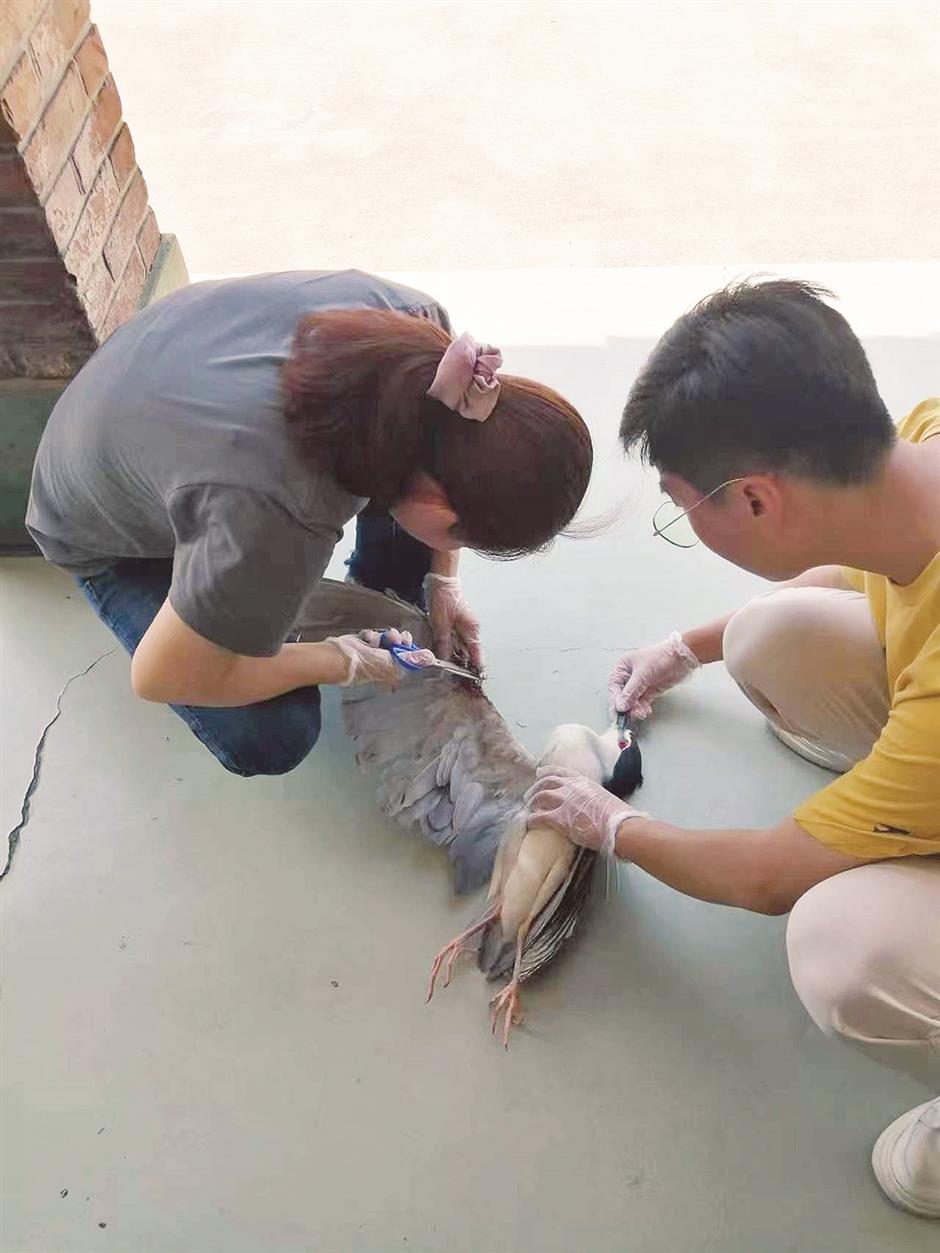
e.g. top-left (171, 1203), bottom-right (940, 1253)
top-left (524, 767), bottom-right (650, 857)
top-left (424, 573), bottom-right (484, 670)
top-left (607, 631), bottom-right (700, 721)
top-left (326, 629), bottom-right (435, 688)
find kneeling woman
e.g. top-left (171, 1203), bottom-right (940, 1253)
top-left (27, 270), bottom-right (591, 776)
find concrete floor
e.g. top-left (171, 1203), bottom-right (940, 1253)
top-left (91, 0), bottom-right (940, 274)
top-left (2, 268), bottom-right (938, 1251)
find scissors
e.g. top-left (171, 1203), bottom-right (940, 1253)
top-left (378, 629), bottom-right (484, 685)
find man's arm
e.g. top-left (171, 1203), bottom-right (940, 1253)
top-left (682, 565), bottom-right (852, 664)
top-left (613, 812), bottom-right (867, 914)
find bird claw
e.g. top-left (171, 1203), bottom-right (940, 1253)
top-left (426, 937), bottom-right (475, 1002)
top-left (426, 906), bottom-right (500, 1004)
top-left (489, 981), bottom-right (525, 1049)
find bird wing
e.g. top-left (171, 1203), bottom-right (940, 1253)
top-left (292, 577), bottom-right (433, 647)
top-left (340, 649), bottom-right (536, 894)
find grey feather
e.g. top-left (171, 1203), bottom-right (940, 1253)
top-left (334, 586), bottom-right (536, 893)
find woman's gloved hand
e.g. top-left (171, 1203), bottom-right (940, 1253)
top-left (424, 573), bottom-right (484, 670)
top-left (326, 629), bottom-right (435, 688)
top-left (524, 767), bottom-right (649, 857)
top-left (607, 631), bottom-right (700, 721)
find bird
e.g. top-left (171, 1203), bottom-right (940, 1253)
top-left (426, 721), bottom-right (641, 1046)
top-left (328, 581), bottom-right (644, 1045)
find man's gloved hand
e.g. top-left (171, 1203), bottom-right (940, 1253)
top-left (524, 767), bottom-right (649, 857)
top-left (424, 574), bottom-right (484, 670)
top-left (607, 631), bottom-right (700, 721)
top-left (326, 629), bottom-right (435, 688)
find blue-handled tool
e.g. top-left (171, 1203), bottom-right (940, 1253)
top-left (378, 630), bottom-right (483, 684)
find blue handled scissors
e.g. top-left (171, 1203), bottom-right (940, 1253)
top-left (378, 630), bottom-right (483, 684)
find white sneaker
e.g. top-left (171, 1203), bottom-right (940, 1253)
top-left (871, 1097), bottom-right (940, 1218)
top-left (767, 721), bottom-right (855, 774)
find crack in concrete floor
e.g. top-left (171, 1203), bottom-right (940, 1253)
top-left (1, 649), bottom-right (114, 882)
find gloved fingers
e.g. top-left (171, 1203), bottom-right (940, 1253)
top-left (330, 635), bottom-right (435, 688)
top-left (607, 655), bottom-right (634, 687)
top-left (407, 647), bottom-right (437, 669)
top-left (329, 636), bottom-right (400, 688)
top-left (454, 614), bottom-right (484, 670)
top-left (536, 765), bottom-right (580, 781)
top-left (432, 628), bottom-right (454, 661)
top-left (616, 690), bottom-right (652, 720)
top-left (523, 779), bottom-right (567, 810)
top-left (358, 627), bottom-right (414, 649)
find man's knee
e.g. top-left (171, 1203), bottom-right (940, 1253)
top-left (786, 872), bottom-right (902, 1046)
top-left (724, 589), bottom-right (826, 692)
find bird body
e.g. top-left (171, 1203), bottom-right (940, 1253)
top-left (326, 579), bottom-right (645, 1044)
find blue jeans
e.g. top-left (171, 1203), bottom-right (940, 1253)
top-left (79, 511), bottom-right (430, 777)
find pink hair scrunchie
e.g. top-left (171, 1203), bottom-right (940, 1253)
top-left (427, 332), bottom-right (503, 423)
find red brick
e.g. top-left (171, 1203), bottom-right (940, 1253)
top-left (0, 154), bottom-right (35, 205)
top-left (42, 153), bottom-right (82, 247)
top-left (0, 256), bottom-right (71, 300)
top-left (1, 52), bottom-right (44, 141)
top-left (0, 206), bottom-right (57, 258)
top-left (108, 122), bottom-right (135, 188)
top-left (78, 253), bottom-right (113, 328)
top-left (71, 74), bottom-right (120, 192)
top-left (136, 206), bottom-right (160, 270)
top-left (103, 168), bottom-right (146, 277)
top-left (73, 24), bottom-right (107, 96)
top-left (62, 158), bottom-right (118, 281)
top-left (100, 244), bottom-right (145, 341)
top-left (22, 61), bottom-right (87, 197)
top-left (0, 0), bottom-right (46, 78)
top-left (29, 0), bottom-right (89, 82)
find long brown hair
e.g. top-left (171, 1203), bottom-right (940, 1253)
top-left (282, 308), bottom-right (592, 557)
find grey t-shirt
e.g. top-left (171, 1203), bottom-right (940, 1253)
top-left (26, 269), bottom-right (450, 656)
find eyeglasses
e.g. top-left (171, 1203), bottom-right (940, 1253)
top-left (652, 477), bottom-right (745, 548)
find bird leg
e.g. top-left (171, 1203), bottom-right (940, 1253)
top-left (426, 903), bottom-right (500, 1002)
top-left (489, 924), bottom-right (529, 1049)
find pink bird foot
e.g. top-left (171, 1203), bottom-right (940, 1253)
top-left (426, 905), bottom-right (499, 1003)
top-left (490, 979), bottom-right (525, 1049)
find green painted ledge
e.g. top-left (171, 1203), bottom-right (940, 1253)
top-left (0, 233), bottom-right (189, 554)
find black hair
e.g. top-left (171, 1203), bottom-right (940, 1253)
top-left (620, 278), bottom-right (895, 491)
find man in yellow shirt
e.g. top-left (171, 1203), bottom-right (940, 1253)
top-left (526, 280), bottom-right (939, 1217)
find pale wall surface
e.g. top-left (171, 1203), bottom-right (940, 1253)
top-left (91, 0), bottom-right (940, 274)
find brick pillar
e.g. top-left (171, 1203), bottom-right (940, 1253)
top-left (1, 1), bottom-right (187, 551)
top-left (1, 0), bottom-right (167, 378)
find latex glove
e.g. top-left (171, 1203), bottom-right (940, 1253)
top-left (424, 573), bottom-right (484, 670)
top-left (524, 767), bottom-right (649, 857)
top-left (607, 631), bottom-right (699, 721)
top-left (326, 629), bottom-right (435, 688)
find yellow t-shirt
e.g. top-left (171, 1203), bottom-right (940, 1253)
top-left (794, 398), bottom-right (940, 860)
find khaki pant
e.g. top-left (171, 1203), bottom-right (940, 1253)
top-left (723, 587), bottom-right (940, 1086)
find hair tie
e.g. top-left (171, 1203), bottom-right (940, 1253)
top-left (427, 332), bottom-right (503, 423)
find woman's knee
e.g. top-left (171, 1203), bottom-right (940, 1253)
top-left (218, 734), bottom-right (319, 777)
top-left (181, 690), bottom-right (323, 777)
